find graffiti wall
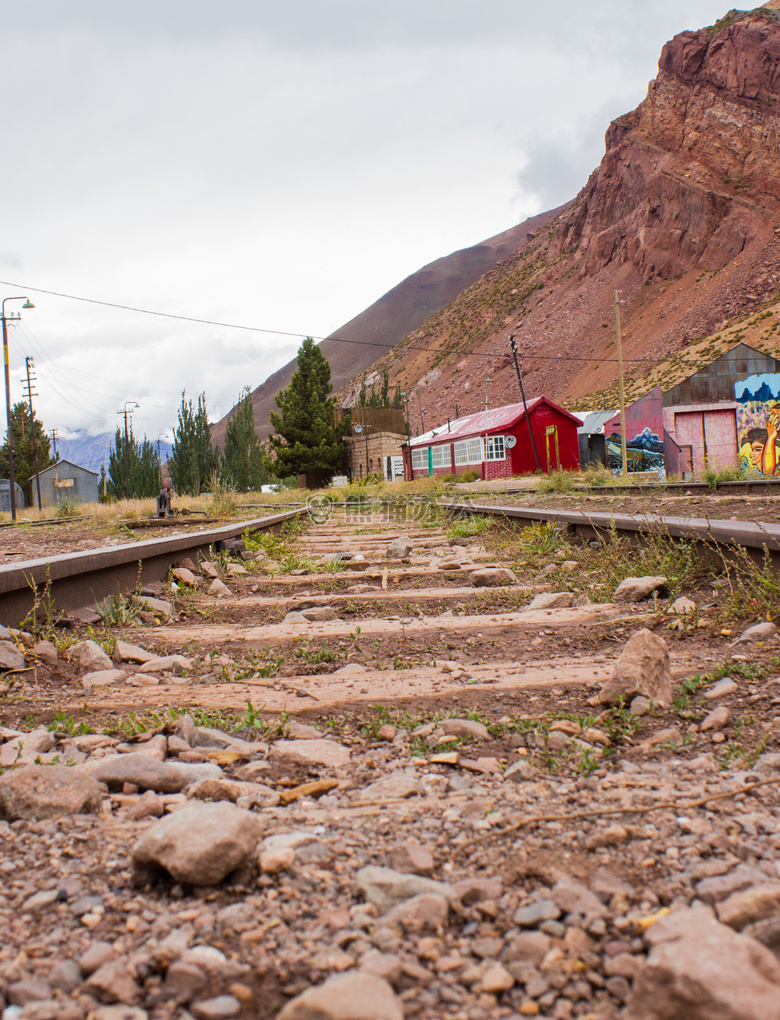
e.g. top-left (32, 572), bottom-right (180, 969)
top-left (605, 386), bottom-right (665, 475)
top-left (735, 373), bottom-right (780, 475)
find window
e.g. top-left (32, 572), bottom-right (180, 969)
top-left (485, 435), bottom-right (505, 460)
top-left (412, 447), bottom-right (427, 470)
top-left (454, 438), bottom-right (483, 465)
top-left (430, 445), bottom-right (448, 468)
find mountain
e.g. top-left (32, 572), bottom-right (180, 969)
top-left (56, 433), bottom-right (173, 475)
top-left (214, 5), bottom-right (780, 444)
top-left (209, 204), bottom-right (571, 446)
top-left (353, 5), bottom-right (780, 430)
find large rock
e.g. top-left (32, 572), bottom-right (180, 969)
top-left (598, 628), bottom-right (672, 708)
top-left (132, 802), bottom-right (263, 886)
top-left (67, 639), bottom-right (113, 671)
top-left (79, 752), bottom-right (189, 793)
top-left (625, 907), bottom-right (780, 1020)
top-left (82, 668), bottom-right (127, 689)
top-left (299, 607), bottom-right (339, 622)
top-left (613, 576), bottom-right (667, 603)
top-left (0, 765), bottom-right (104, 820)
top-left (356, 865), bottom-right (457, 915)
top-left (732, 621), bottom-right (778, 646)
top-left (0, 640), bottom-right (26, 671)
top-left (469, 567), bottom-right (516, 587)
top-left (271, 739), bottom-right (351, 768)
top-left (717, 882), bottom-right (780, 931)
top-left (138, 596), bottom-right (173, 616)
top-left (114, 640), bottom-right (155, 664)
top-left (277, 972), bottom-right (403, 1020)
top-left (386, 537), bottom-right (413, 560)
top-left (438, 718), bottom-right (490, 741)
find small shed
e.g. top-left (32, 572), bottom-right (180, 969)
top-left (33, 460), bottom-right (100, 508)
top-left (0, 480), bottom-right (25, 513)
top-left (403, 398), bottom-right (581, 481)
top-left (576, 410), bottom-right (619, 468)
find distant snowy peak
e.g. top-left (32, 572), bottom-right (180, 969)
top-left (56, 432), bottom-right (172, 474)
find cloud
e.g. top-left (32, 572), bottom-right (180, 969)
top-left (0, 0), bottom-right (731, 439)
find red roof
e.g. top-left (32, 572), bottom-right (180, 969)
top-left (408, 397), bottom-right (579, 447)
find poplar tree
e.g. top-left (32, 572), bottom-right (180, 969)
top-left (107, 426), bottom-right (160, 499)
top-left (269, 337), bottom-right (348, 487)
top-left (169, 392), bottom-right (217, 495)
top-left (222, 387), bottom-right (267, 491)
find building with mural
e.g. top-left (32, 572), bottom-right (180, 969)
top-left (607, 343), bottom-right (780, 477)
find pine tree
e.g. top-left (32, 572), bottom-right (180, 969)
top-left (169, 392), bottom-right (217, 495)
top-left (269, 337), bottom-right (348, 487)
top-left (107, 425), bottom-right (160, 499)
top-left (0, 401), bottom-right (55, 505)
top-left (222, 387), bottom-right (268, 492)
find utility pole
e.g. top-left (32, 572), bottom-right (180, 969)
top-left (24, 357), bottom-right (42, 510)
top-left (1, 296), bottom-right (34, 521)
top-left (118, 402), bottom-right (139, 499)
top-left (614, 290), bottom-right (628, 478)
top-left (49, 429), bottom-right (59, 459)
top-left (509, 336), bottom-right (541, 473)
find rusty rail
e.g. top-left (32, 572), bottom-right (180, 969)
top-left (0, 508), bottom-right (307, 628)
top-left (446, 501), bottom-right (780, 564)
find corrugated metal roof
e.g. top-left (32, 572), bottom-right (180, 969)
top-left (407, 397), bottom-right (579, 447)
top-left (407, 399), bottom-right (541, 447)
top-left (577, 410), bottom-right (619, 435)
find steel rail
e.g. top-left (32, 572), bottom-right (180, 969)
top-left (446, 501), bottom-right (780, 563)
top-left (0, 507), bottom-right (307, 628)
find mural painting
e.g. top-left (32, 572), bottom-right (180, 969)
top-left (605, 428), bottom-right (665, 473)
top-left (735, 374), bottom-right (780, 475)
top-left (605, 385), bottom-right (665, 476)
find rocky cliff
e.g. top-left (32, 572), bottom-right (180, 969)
top-left (349, 6), bottom-right (780, 433)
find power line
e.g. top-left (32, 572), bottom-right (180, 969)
top-left (0, 278), bottom-right (657, 365)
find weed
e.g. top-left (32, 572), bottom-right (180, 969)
top-left (293, 639), bottom-right (339, 664)
top-left (517, 522), bottom-right (566, 558)
top-left (97, 591), bottom-right (142, 628)
top-left (19, 568), bottom-right (57, 640)
top-left (578, 747), bottom-right (601, 775)
top-left (206, 472), bottom-right (237, 518)
top-left (49, 712), bottom-right (94, 736)
top-left (537, 470), bottom-right (576, 494)
top-left (447, 514), bottom-right (493, 539)
top-left (601, 698), bottom-right (640, 748)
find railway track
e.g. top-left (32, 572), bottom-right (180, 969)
top-left (2, 497), bottom-right (780, 628)
top-left (2, 499), bottom-right (780, 1018)
top-left (0, 507), bottom-right (306, 628)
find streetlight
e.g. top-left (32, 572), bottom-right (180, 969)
top-left (353, 423), bottom-right (374, 478)
top-left (2, 296), bottom-right (34, 521)
top-left (117, 401), bottom-right (139, 499)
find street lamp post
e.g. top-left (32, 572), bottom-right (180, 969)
top-left (117, 402), bottom-right (139, 499)
top-left (2, 296), bottom-right (35, 521)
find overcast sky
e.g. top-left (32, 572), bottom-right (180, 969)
top-left (0, 0), bottom-right (731, 440)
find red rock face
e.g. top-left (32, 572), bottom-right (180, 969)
top-left (554, 13), bottom-right (780, 285)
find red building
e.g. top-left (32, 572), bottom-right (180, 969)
top-left (402, 398), bottom-right (581, 481)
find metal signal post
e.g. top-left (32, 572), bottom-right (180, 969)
top-left (24, 356), bottom-right (42, 510)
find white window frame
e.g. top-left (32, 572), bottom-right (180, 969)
top-left (430, 445), bottom-right (448, 468)
top-left (454, 437), bottom-right (484, 465)
top-left (412, 447), bottom-right (427, 470)
top-left (485, 435), bottom-right (506, 461)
